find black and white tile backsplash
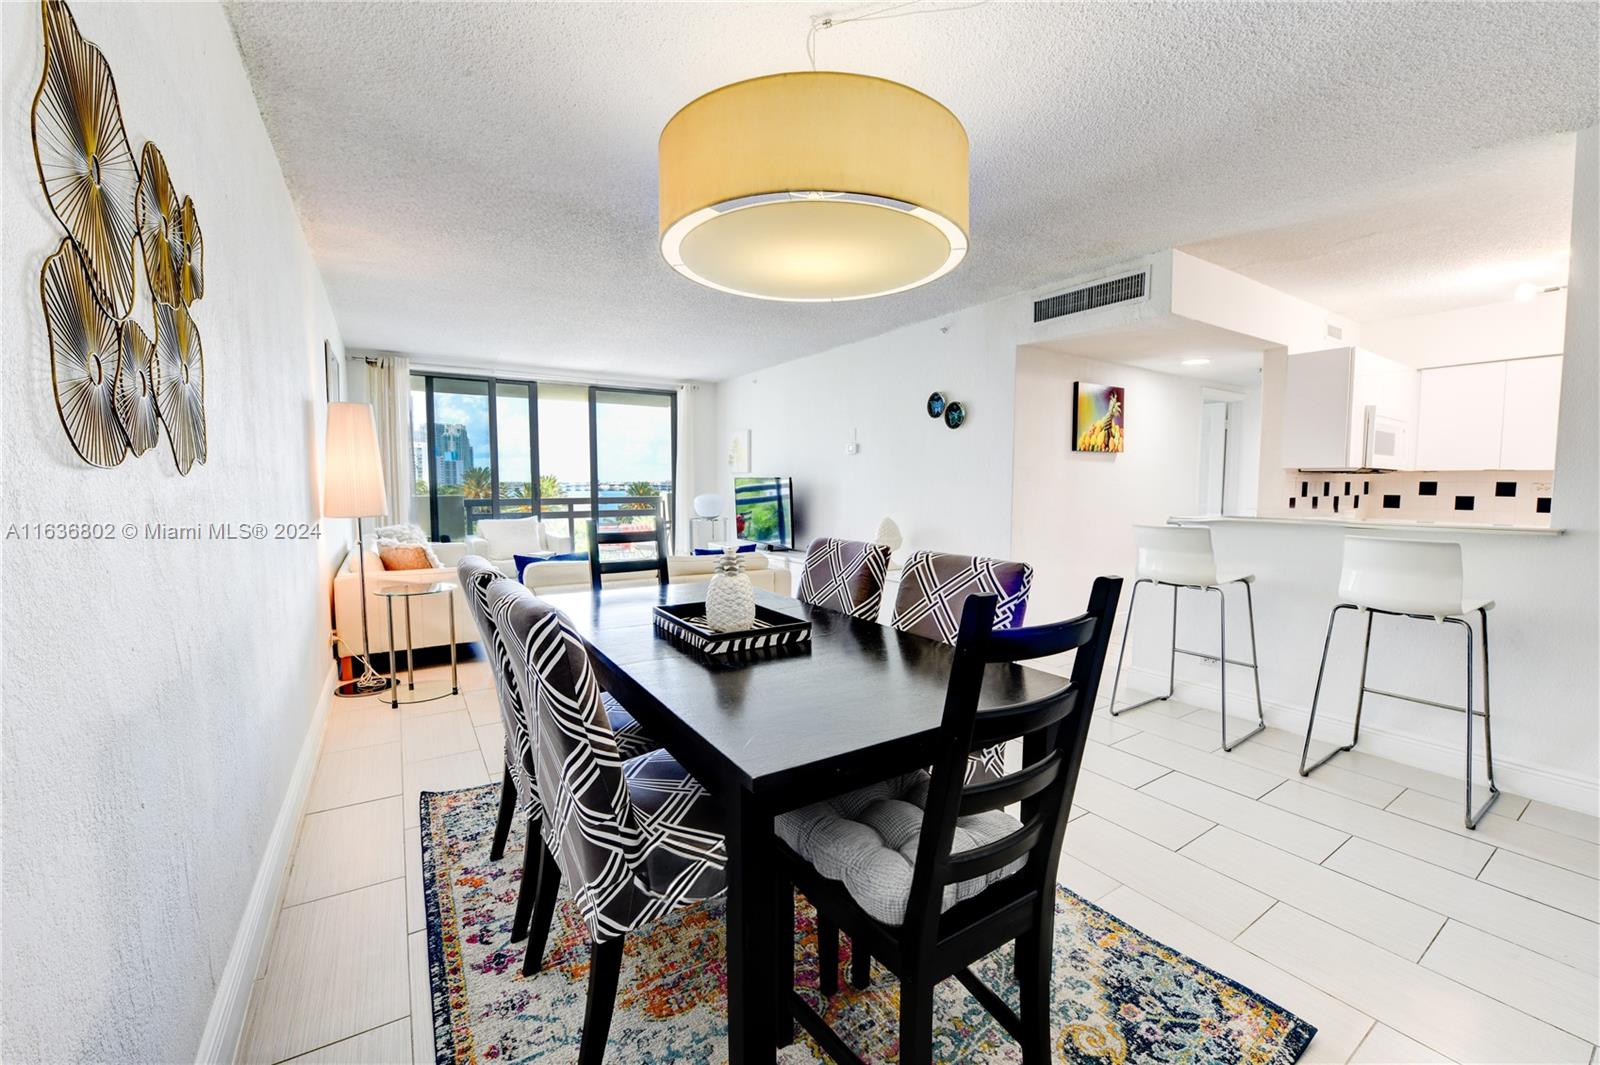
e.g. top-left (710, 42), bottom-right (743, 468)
top-left (1274, 470), bottom-right (1554, 526)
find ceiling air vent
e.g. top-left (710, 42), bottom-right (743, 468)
top-left (1033, 270), bottom-right (1148, 323)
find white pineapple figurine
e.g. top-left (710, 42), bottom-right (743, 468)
top-left (705, 547), bottom-right (757, 632)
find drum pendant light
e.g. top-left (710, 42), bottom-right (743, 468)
top-left (658, 72), bottom-right (969, 302)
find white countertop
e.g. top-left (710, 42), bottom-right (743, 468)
top-left (1170, 514), bottom-right (1563, 536)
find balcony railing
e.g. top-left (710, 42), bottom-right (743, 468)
top-left (430, 494), bottom-right (673, 553)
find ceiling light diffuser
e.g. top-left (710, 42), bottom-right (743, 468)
top-left (1182, 357), bottom-right (1211, 366)
top-left (658, 72), bottom-right (969, 302)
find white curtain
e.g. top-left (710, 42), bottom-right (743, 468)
top-left (365, 353), bottom-right (412, 527)
top-left (674, 383), bottom-right (702, 554)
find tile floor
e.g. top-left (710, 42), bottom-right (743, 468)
top-left (238, 658), bottom-right (1600, 1064)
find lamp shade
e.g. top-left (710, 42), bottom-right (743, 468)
top-left (659, 72), bottom-right (968, 302)
top-left (323, 402), bottom-right (389, 519)
top-left (693, 492), bottom-right (725, 518)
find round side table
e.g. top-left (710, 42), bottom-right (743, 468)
top-left (374, 581), bottom-right (460, 708)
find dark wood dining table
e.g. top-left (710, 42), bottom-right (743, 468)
top-left (541, 581), bottom-right (1065, 1065)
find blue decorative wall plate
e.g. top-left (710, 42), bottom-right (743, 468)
top-left (926, 391), bottom-right (946, 418)
top-left (944, 401), bottom-right (966, 429)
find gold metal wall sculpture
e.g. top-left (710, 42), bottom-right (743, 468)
top-left (115, 319), bottom-right (160, 456)
top-left (41, 239), bottom-right (129, 468)
top-left (153, 301), bottom-right (206, 475)
top-left (31, 0), bottom-right (139, 320)
top-left (136, 142), bottom-right (183, 306)
top-left (178, 196), bottom-right (204, 304)
top-left (32, 0), bottom-right (214, 475)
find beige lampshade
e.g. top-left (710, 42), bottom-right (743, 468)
top-left (323, 402), bottom-right (389, 519)
top-left (659, 72), bottom-right (969, 302)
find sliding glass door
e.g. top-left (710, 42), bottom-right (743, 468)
top-left (410, 374), bottom-right (675, 549)
top-left (591, 387), bottom-right (677, 559)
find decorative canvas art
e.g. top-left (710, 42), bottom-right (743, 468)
top-left (727, 428), bottom-right (751, 473)
top-left (1073, 382), bottom-right (1125, 453)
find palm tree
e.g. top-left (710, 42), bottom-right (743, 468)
top-left (463, 467), bottom-right (493, 499)
top-left (623, 480), bottom-right (658, 511)
top-left (538, 474), bottom-right (560, 500)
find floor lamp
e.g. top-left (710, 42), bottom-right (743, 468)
top-left (326, 402), bottom-right (395, 698)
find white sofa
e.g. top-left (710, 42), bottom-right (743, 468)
top-left (332, 540), bottom-right (487, 657)
top-left (333, 540), bottom-right (792, 658)
top-left (465, 516), bottom-right (576, 570)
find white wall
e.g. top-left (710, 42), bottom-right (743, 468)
top-left (1362, 290), bottom-right (1568, 368)
top-left (1011, 346), bottom-right (1257, 629)
top-left (1, 4), bottom-right (344, 1060)
top-left (715, 297), bottom-right (1020, 556)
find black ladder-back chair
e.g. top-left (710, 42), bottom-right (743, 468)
top-left (777, 576), bottom-right (1123, 1065)
top-left (586, 499), bottom-right (669, 593)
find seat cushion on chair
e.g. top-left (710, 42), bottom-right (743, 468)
top-left (603, 692), bottom-right (656, 762)
top-left (774, 770), bottom-right (1026, 925)
top-left (622, 749), bottom-right (728, 921)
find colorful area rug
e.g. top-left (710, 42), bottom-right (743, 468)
top-left (422, 785), bottom-right (1315, 1063)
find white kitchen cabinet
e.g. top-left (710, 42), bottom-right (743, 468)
top-left (1499, 356), bottom-right (1563, 470)
top-left (1415, 362), bottom-right (1507, 470)
top-left (1281, 347), bottom-right (1418, 469)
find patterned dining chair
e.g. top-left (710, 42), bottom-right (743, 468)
top-left (892, 550), bottom-right (1035, 784)
top-left (490, 578), bottom-right (728, 1063)
top-left (457, 558), bottom-right (657, 951)
top-left (797, 537), bottom-right (893, 621)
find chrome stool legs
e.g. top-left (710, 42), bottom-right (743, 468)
top-left (1107, 578), bottom-right (1266, 751)
top-left (1299, 605), bottom-right (1499, 829)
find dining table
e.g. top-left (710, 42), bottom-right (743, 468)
top-left (540, 581), bottom-right (1066, 1065)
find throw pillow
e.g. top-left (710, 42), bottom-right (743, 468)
top-left (478, 517), bottom-right (545, 560)
top-left (377, 542), bottom-right (435, 571)
top-left (373, 523), bottom-right (427, 544)
top-left (515, 551), bottom-right (589, 581)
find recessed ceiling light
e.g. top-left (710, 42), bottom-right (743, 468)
top-left (658, 72), bottom-right (968, 302)
top-left (1181, 358), bottom-right (1211, 366)
top-left (1513, 283), bottom-right (1539, 303)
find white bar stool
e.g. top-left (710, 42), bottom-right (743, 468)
top-left (1107, 524), bottom-right (1266, 751)
top-left (1300, 536), bottom-right (1499, 828)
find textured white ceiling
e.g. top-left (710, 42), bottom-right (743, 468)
top-left (225, 1), bottom-right (1597, 381)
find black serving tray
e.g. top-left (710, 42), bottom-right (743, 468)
top-left (652, 602), bottom-right (812, 657)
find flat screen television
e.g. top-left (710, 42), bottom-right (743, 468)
top-left (732, 476), bottom-right (794, 550)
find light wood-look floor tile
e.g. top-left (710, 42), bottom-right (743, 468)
top-left (402, 751), bottom-right (492, 829)
top-left (475, 723), bottom-right (505, 773)
top-left (464, 687), bottom-right (502, 727)
top-left (1113, 731), bottom-right (1281, 798)
top-left (1105, 703), bottom-right (1224, 752)
top-left (1072, 769), bottom-right (1213, 849)
top-left (1081, 739), bottom-right (1168, 788)
top-left (1142, 773), bottom-right (1349, 863)
top-left (400, 710), bottom-right (479, 764)
top-left (1252, 726), bottom-right (1531, 819)
top-left (1183, 827), bottom-right (1444, 960)
top-left (1063, 814), bottom-right (1273, 939)
top-left (1324, 837), bottom-right (1599, 975)
top-left (1263, 779), bottom-right (1493, 876)
top-left (285, 797), bottom-right (405, 907)
top-left (307, 743), bottom-right (402, 814)
top-left (409, 932), bottom-right (433, 1065)
top-left (394, 691), bottom-right (469, 721)
top-left (1085, 710), bottom-right (1141, 746)
top-left (1421, 919), bottom-right (1600, 1043)
top-left (323, 699), bottom-right (403, 753)
top-left (1478, 849), bottom-right (1599, 922)
top-left (1521, 800), bottom-right (1600, 844)
top-left (1348, 1023), bottom-right (1454, 1064)
top-left (1226, 740), bottom-right (1405, 808)
top-left (1055, 852), bottom-right (1121, 903)
top-left (405, 827), bottom-right (424, 934)
top-left (238, 880), bottom-right (409, 1065)
top-left (1101, 887), bottom-right (1375, 1064)
top-left (1238, 904), bottom-right (1592, 1064)
top-left (280, 1019), bottom-right (411, 1065)
top-left (1387, 789), bottom-right (1600, 878)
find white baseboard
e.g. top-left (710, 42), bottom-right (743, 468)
top-left (1120, 665), bottom-right (1599, 816)
top-left (195, 661), bottom-right (337, 1063)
